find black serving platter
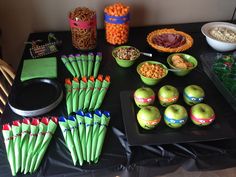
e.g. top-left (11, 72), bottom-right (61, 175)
top-left (8, 78), bottom-right (63, 116)
top-left (120, 90), bottom-right (235, 146)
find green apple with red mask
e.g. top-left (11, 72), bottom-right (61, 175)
top-left (164, 104), bottom-right (188, 128)
top-left (137, 106), bottom-right (161, 130)
top-left (158, 85), bottom-right (179, 107)
top-left (190, 103), bottom-right (215, 126)
top-left (183, 85), bottom-right (205, 106)
top-left (134, 87), bottom-right (155, 108)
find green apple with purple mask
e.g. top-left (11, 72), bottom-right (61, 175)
top-left (158, 85), bottom-right (179, 107)
top-left (134, 87), bottom-right (155, 108)
top-left (183, 85), bottom-right (205, 106)
top-left (137, 106), bottom-right (161, 130)
top-left (164, 104), bottom-right (188, 128)
top-left (190, 103), bottom-right (215, 126)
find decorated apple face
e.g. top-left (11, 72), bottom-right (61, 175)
top-left (134, 87), bottom-right (155, 108)
top-left (137, 106), bottom-right (161, 130)
top-left (183, 85), bottom-right (205, 106)
top-left (158, 85), bottom-right (179, 107)
top-left (164, 104), bottom-right (188, 128)
top-left (190, 103), bottom-right (215, 126)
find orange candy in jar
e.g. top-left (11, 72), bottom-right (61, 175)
top-left (104, 3), bottom-right (130, 45)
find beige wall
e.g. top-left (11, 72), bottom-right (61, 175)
top-left (0, 0), bottom-right (235, 69)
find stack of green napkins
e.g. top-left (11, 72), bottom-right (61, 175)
top-left (65, 75), bottom-right (111, 115)
top-left (21, 57), bottom-right (57, 81)
top-left (61, 53), bottom-right (102, 78)
top-left (2, 117), bottom-right (58, 175)
top-left (59, 110), bottom-right (110, 165)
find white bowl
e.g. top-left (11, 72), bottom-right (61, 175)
top-left (201, 22), bottom-right (236, 52)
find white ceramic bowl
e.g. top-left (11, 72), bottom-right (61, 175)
top-left (201, 22), bottom-right (236, 52)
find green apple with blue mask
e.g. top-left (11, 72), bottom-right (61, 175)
top-left (164, 104), bottom-right (188, 128)
top-left (134, 87), bottom-right (155, 108)
top-left (137, 106), bottom-right (161, 130)
top-left (183, 85), bottom-right (205, 106)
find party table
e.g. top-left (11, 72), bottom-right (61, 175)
top-left (1, 22), bottom-right (236, 177)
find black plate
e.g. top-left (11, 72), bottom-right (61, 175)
top-left (9, 78), bottom-right (63, 116)
top-left (120, 91), bottom-right (235, 146)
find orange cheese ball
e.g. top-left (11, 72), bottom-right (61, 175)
top-left (104, 2), bottom-right (130, 45)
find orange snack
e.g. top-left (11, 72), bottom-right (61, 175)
top-left (139, 62), bottom-right (166, 79)
top-left (104, 2), bottom-right (130, 45)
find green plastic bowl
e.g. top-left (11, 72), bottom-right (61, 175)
top-left (112, 46), bottom-right (140, 68)
top-left (137, 61), bottom-right (168, 85)
top-left (167, 53), bottom-right (198, 76)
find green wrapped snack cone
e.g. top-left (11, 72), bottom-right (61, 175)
top-left (72, 78), bottom-right (80, 113)
top-left (65, 78), bottom-right (73, 115)
top-left (78, 77), bottom-right (87, 110)
top-left (84, 113), bottom-right (93, 163)
top-left (33, 117), bottom-right (58, 172)
top-left (75, 54), bottom-right (83, 79)
top-left (68, 116), bottom-right (84, 166)
top-left (2, 124), bottom-right (16, 176)
top-left (29, 117), bottom-right (49, 173)
top-left (93, 52), bottom-right (102, 78)
top-left (94, 75), bottom-right (111, 110)
top-left (76, 110), bottom-right (86, 161)
top-left (59, 116), bottom-right (78, 166)
top-left (21, 118), bottom-right (31, 173)
top-left (91, 110), bottom-right (102, 162)
top-left (81, 54), bottom-right (88, 77)
top-left (87, 53), bottom-right (94, 76)
top-left (61, 55), bottom-right (76, 77)
top-left (94, 111), bottom-right (111, 163)
top-left (88, 74), bottom-right (103, 111)
top-left (24, 118), bottom-right (40, 174)
top-left (12, 120), bottom-right (21, 174)
top-left (83, 76), bottom-right (95, 111)
top-left (68, 54), bottom-right (80, 77)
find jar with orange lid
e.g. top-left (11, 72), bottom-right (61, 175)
top-left (104, 3), bottom-right (130, 45)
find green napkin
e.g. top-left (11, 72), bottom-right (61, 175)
top-left (32, 117), bottom-right (58, 172)
top-left (2, 124), bottom-right (16, 176)
top-left (59, 116), bottom-right (78, 166)
top-left (94, 111), bottom-right (111, 163)
top-left (21, 118), bottom-right (31, 173)
top-left (65, 78), bottom-right (73, 115)
top-left (21, 57), bottom-right (57, 81)
top-left (94, 75), bottom-right (111, 110)
top-left (61, 55), bottom-right (76, 77)
top-left (89, 75), bottom-right (103, 111)
top-left (81, 54), bottom-right (88, 77)
top-left (76, 110), bottom-right (86, 161)
top-left (72, 78), bottom-right (80, 113)
top-left (85, 113), bottom-right (93, 163)
top-left (91, 110), bottom-right (102, 162)
top-left (12, 120), bottom-right (21, 174)
top-left (76, 54), bottom-right (83, 79)
top-left (83, 76), bottom-right (95, 111)
top-left (29, 117), bottom-right (48, 173)
top-left (68, 55), bottom-right (80, 77)
top-left (88, 53), bottom-right (94, 76)
top-left (68, 116), bottom-right (84, 166)
top-left (93, 53), bottom-right (102, 78)
top-left (24, 118), bottom-right (40, 174)
top-left (78, 77), bottom-right (87, 110)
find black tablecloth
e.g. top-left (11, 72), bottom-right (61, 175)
top-left (1, 22), bottom-right (236, 177)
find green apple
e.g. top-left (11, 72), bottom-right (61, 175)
top-left (190, 103), bottom-right (215, 126)
top-left (158, 85), bottom-right (179, 107)
top-left (183, 85), bottom-right (205, 106)
top-left (137, 106), bottom-right (161, 130)
top-left (134, 87), bottom-right (155, 108)
top-left (164, 104), bottom-right (188, 128)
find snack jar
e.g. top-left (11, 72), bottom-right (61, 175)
top-left (104, 3), bottom-right (130, 45)
top-left (69, 7), bottom-right (97, 50)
